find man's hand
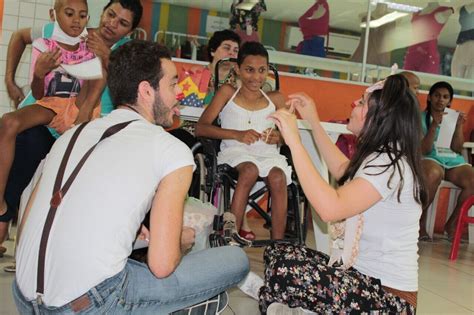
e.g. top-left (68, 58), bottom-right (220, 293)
top-left (137, 225), bottom-right (150, 241)
top-left (181, 226), bottom-right (195, 253)
top-left (5, 81), bottom-right (25, 108)
top-left (34, 48), bottom-right (61, 79)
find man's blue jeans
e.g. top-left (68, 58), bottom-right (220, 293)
top-left (13, 246), bottom-right (249, 314)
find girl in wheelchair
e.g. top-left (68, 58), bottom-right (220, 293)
top-left (196, 41), bottom-right (291, 240)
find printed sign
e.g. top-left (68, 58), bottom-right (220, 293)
top-left (206, 15), bottom-right (229, 33)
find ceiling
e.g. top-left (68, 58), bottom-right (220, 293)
top-left (156, 0), bottom-right (474, 47)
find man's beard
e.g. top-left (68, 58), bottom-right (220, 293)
top-left (152, 95), bottom-right (174, 128)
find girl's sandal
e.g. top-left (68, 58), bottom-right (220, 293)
top-left (239, 229), bottom-right (256, 241)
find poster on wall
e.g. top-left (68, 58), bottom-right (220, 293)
top-left (206, 15), bottom-right (229, 33)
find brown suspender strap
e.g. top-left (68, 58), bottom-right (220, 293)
top-left (36, 120), bottom-right (136, 298)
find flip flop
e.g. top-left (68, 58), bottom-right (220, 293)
top-left (4, 263), bottom-right (15, 273)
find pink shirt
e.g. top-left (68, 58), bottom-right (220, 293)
top-left (31, 39), bottom-right (95, 98)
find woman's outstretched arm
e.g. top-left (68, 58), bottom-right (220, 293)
top-left (269, 108), bottom-right (381, 222)
top-left (287, 92), bottom-right (350, 180)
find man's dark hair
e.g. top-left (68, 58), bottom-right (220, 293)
top-left (108, 40), bottom-right (171, 107)
top-left (104, 0), bottom-right (143, 30)
top-left (207, 29), bottom-right (241, 62)
top-left (237, 41), bottom-right (268, 66)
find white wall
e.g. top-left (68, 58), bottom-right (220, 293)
top-left (0, 0), bottom-right (108, 116)
top-left (1, 0), bottom-right (53, 116)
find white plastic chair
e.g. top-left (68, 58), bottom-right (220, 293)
top-left (425, 180), bottom-right (461, 238)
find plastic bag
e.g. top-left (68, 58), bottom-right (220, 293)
top-left (184, 197), bottom-right (218, 252)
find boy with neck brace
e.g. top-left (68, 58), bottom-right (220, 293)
top-left (0, 0), bottom-right (102, 227)
top-left (29, 0), bottom-right (102, 133)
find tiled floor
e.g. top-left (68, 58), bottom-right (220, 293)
top-left (1, 219), bottom-right (473, 315)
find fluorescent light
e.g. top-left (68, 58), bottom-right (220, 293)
top-left (371, 0), bottom-right (421, 13)
top-left (361, 11), bottom-right (408, 28)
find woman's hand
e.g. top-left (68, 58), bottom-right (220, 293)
top-left (431, 111), bottom-right (446, 127)
top-left (237, 129), bottom-right (261, 144)
top-left (261, 128), bottom-right (281, 145)
top-left (86, 30), bottom-right (111, 67)
top-left (456, 111), bottom-right (466, 128)
top-left (286, 92), bottom-right (320, 124)
top-left (34, 48), bottom-right (61, 79)
top-left (73, 112), bottom-right (90, 125)
top-left (268, 109), bottom-right (301, 148)
top-left (6, 82), bottom-right (25, 108)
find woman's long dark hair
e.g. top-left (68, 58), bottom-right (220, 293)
top-left (338, 74), bottom-right (427, 206)
top-left (425, 81), bottom-right (453, 129)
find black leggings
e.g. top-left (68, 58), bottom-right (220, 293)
top-left (259, 243), bottom-right (415, 314)
top-left (2, 126), bottom-right (55, 222)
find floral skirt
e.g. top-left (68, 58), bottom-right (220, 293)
top-left (259, 243), bottom-right (415, 314)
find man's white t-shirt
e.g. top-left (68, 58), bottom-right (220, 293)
top-left (16, 109), bottom-right (195, 306)
top-left (353, 152), bottom-right (421, 292)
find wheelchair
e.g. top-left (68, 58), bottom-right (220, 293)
top-left (191, 58), bottom-right (309, 248)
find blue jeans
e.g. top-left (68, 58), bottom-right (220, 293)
top-left (13, 246), bottom-right (249, 314)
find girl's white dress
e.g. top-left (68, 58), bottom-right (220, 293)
top-left (218, 88), bottom-right (292, 184)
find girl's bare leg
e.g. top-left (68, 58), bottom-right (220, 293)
top-left (265, 167), bottom-right (287, 239)
top-left (419, 160), bottom-right (444, 238)
top-left (232, 162), bottom-right (259, 231)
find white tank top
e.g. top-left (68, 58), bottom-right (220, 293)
top-left (219, 88), bottom-right (278, 154)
